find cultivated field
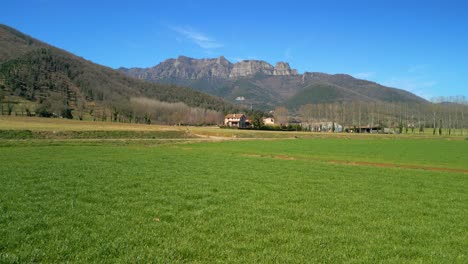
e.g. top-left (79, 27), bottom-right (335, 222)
top-left (0, 117), bottom-right (467, 263)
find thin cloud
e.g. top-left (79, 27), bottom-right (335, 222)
top-left (383, 63), bottom-right (437, 100)
top-left (353, 72), bottom-right (376, 80)
top-left (171, 26), bottom-right (223, 49)
top-left (284, 48), bottom-right (292, 61)
top-left (383, 78), bottom-right (436, 100)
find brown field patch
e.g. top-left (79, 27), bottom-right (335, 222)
top-left (242, 153), bottom-right (468, 174)
top-left (328, 160), bottom-right (468, 174)
top-left (274, 155), bottom-right (297, 160)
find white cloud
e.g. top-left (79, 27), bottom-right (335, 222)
top-left (353, 72), bottom-right (376, 80)
top-left (171, 26), bottom-right (223, 49)
top-left (382, 78), bottom-right (436, 100)
top-left (284, 48), bottom-right (292, 61)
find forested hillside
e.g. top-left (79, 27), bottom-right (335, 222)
top-left (0, 24), bottom-right (237, 124)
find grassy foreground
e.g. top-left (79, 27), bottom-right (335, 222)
top-left (0, 117), bottom-right (467, 263)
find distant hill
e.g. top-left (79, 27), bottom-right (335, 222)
top-left (119, 56), bottom-right (427, 110)
top-left (0, 24), bottom-right (236, 122)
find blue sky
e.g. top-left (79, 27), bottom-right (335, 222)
top-left (2, 0), bottom-right (467, 99)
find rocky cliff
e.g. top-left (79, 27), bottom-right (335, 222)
top-left (120, 56), bottom-right (299, 81)
top-left (136, 56), bottom-right (232, 79)
top-left (229, 60), bottom-right (273, 78)
top-left (273, 62), bottom-right (298, 76)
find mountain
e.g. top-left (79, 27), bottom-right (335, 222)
top-left (0, 25), bottom-right (48, 63)
top-left (0, 24), bottom-right (236, 122)
top-left (119, 56), bottom-right (427, 110)
top-left (119, 56), bottom-right (298, 80)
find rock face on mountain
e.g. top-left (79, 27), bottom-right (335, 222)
top-left (119, 56), bottom-right (427, 110)
top-left (123, 56), bottom-right (233, 80)
top-left (229, 60), bottom-right (273, 78)
top-left (166, 55), bottom-right (232, 79)
top-left (120, 56), bottom-right (299, 81)
top-left (273, 62), bottom-right (297, 76)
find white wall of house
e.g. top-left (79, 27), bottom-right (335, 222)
top-left (263, 117), bottom-right (275, 125)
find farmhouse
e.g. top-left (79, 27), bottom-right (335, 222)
top-left (263, 117), bottom-right (275, 125)
top-left (224, 114), bottom-right (252, 128)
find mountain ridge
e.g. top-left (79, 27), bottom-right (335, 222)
top-left (118, 55), bottom-right (299, 81)
top-left (119, 56), bottom-right (427, 110)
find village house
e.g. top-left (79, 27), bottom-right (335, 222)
top-left (224, 114), bottom-right (252, 128)
top-left (262, 117), bottom-right (275, 125)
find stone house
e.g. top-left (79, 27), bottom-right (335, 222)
top-left (224, 114), bottom-right (251, 128)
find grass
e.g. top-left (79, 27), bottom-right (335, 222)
top-left (0, 117), bottom-right (467, 262)
top-left (2, 116), bottom-right (467, 139)
top-left (0, 116), bottom-right (178, 132)
top-left (0, 129), bottom-right (194, 140)
top-left (197, 138), bottom-right (468, 170)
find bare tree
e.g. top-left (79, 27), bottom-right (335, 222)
top-left (299, 104), bottom-right (314, 130)
top-left (0, 89), bottom-right (4, 115)
top-left (76, 97), bottom-right (86, 120)
top-left (274, 106), bottom-right (289, 127)
top-left (431, 99), bottom-right (438, 135)
top-left (358, 101), bottom-right (362, 133)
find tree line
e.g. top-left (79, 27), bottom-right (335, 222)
top-left (0, 92), bottom-right (225, 126)
top-left (273, 97), bottom-right (468, 135)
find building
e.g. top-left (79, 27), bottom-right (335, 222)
top-left (345, 125), bottom-right (382, 133)
top-left (224, 114), bottom-right (251, 128)
top-left (304, 121), bottom-right (343, 132)
top-left (263, 117), bottom-right (275, 125)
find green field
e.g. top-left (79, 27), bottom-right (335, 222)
top-left (0, 117), bottom-right (467, 263)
